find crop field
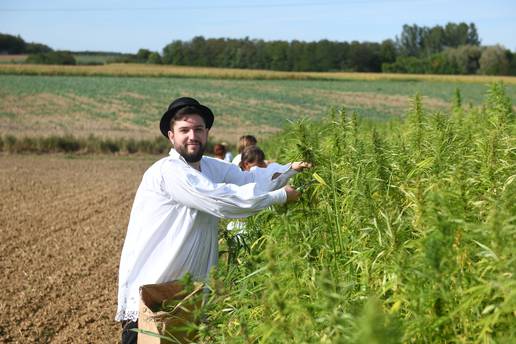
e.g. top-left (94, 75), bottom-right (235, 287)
top-left (1, 72), bottom-right (515, 144)
top-left (0, 154), bottom-right (154, 343)
top-left (0, 66), bottom-right (514, 343)
top-left (197, 83), bottom-right (515, 342)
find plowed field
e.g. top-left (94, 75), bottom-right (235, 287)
top-left (0, 154), bottom-right (155, 343)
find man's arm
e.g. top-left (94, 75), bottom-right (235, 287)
top-left (224, 161), bottom-right (312, 191)
top-left (163, 160), bottom-right (293, 219)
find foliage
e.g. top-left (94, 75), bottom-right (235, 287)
top-left (181, 83), bottom-right (515, 343)
top-left (384, 45), bottom-right (514, 76)
top-left (0, 33), bottom-right (52, 54)
top-left (397, 22), bottom-right (480, 57)
top-left (26, 51), bottom-right (76, 65)
top-left (479, 45), bottom-right (511, 76)
top-left (0, 134), bottom-right (175, 155)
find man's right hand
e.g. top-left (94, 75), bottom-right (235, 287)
top-left (285, 185), bottom-right (301, 203)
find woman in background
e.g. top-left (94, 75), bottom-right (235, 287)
top-left (232, 135), bottom-right (257, 166)
top-left (212, 143), bottom-right (227, 161)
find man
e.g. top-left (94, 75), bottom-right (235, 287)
top-left (115, 97), bottom-right (310, 343)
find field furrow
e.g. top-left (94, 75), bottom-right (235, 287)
top-left (0, 155), bottom-right (154, 343)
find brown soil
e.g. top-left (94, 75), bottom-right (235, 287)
top-left (0, 154), bottom-right (156, 343)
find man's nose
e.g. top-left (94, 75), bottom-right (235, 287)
top-left (187, 129), bottom-right (197, 139)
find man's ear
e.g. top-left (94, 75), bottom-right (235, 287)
top-left (167, 130), bottom-right (174, 145)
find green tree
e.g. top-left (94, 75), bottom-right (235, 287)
top-left (397, 24), bottom-right (424, 56)
top-left (442, 45), bottom-right (482, 74)
top-left (380, 39), bottom-right (397, 64)
top-left (25, 42), bottom-right (52, 54)
top-left (443, 22), bottom-right (470, 47)
top-left (422, 26), bottom-right (445, 55)
top-left (26, 51), bottom-right (76, 65)
top-left (147, 52), bottom-right (162, 64)
top-left (0, 33), bottom-right (26, 54)
top-left (479, 45), bottom-right (510, 75)
top-left (466, 23), bottom-right (480, 45)
top-left (162, 40), bottom-right (185, 64)
top-left (136, 48), bottom-right (151, 62)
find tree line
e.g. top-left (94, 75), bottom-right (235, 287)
top-left (2, 22), bottom-right (515, 75)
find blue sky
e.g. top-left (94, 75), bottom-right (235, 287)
top-left (1, 0), bottom-right (515, 53)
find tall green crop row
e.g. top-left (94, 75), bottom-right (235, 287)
top-left (194, 83), bottom-right (515, 343)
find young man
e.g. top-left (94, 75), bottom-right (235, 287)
top-left (115, 97), bottom-right (310, 343)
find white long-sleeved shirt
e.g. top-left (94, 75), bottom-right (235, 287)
top-left (115, 149), bottom-right (296, 321)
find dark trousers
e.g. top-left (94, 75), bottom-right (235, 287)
top-left (121, 320), bottom-right (138, 344)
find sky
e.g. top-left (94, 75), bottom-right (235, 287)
top-left (1, 0), bottom-right (515, 53)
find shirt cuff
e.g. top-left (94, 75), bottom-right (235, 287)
top-left (283, 166), bottom-right (298, 179)
top-left (269, 188), bottom-right (287, 204)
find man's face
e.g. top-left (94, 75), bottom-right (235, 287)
top-left (168, 114), bottom-right (209, 163)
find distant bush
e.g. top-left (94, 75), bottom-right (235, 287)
top-left (100, 139), bottom-right (120, 153)
top-left (26, 51), bottom-right (76, 65)
top-left (0, 134), bottom-right (180, 155)
top-left (147, 52), bottom-right (162, 64)
top-left (25, 42), bottom-right (52, 54)
top-left (382, 56), bottom-right (431, 74)
top-left (107, 53), bottom-right (138, 64)
top-left (479, 45), bottom-right (510, 75)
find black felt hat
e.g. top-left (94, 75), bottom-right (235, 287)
top-left (159, 97), bottom-right (214, 137)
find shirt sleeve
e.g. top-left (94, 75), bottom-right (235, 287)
top-left (223, 162), bottom-right (298, 192)
top-left (162, 160), bottom-right (287, 219)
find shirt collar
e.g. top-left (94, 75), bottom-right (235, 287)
top-left (168, 147), bottom-right (205, 171)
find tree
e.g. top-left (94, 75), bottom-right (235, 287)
top-left (136, 49), bottom-right (151, 62)
top-left (26, 51), bottom-right (76, 65)
top-left (397, 24), bottom-right (424, 56)
top-left (349, 41), bottom-right (382, 72)
top-left (380, 39), bottom-right (397, 64)
top-left (25, 42), bottom-right (52, 54)
top-left (442, 45), bottom-right (482, 74)
top-left (467, 23), bottom-right (480, 45)
top-left (422, 26), bottom-right (445, 55)
top-left (443, 22), bottom-right (470, 48)
top-left (162, 40), bottom-right (185, 64)
top-left (479, 45), bottom-right (510, 75)
top-left (0, 33), bottom-right (26, 54)
top-left (147, 52), bottom-right (162, 64)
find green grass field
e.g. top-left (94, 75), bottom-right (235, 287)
top-left (1, 73), bottom-right (515, 144)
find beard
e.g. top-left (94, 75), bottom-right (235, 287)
top-left (175, 141), bottom-right (206, 163)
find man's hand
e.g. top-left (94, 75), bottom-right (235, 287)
top-left (285, 185), bottom-right (301, 203)
top-left (292, 161), bottom-right (312, 171)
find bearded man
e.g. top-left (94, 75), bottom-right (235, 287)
top-left (115, 97), bottom-right (310, 343)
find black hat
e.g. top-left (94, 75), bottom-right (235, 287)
top-left (159, 97), bottom-right (214, 137)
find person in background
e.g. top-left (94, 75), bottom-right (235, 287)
top-left (238, 145), bottom-right (299, 188)
top-left (239, 145), bottom-right (267, 171)
top-left (213, 143), bottom-right (227, 161)
top-left (221, 142), bottom-right (233, 162)
top-left (232, 135), bottom-right (257, 166)
top-left (115, 97), bottom-right (311, 344)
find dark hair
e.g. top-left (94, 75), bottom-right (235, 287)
top-left (237, 135), bottom-right (257, 153)
top-left (213, 143), bottom-right (226, 157)
top-left (239, 145), bottom-right (265, 170)
top-left (169, 106), bottom-right (206, 132)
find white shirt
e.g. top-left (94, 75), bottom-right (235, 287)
top-left (232, 153), bottom-right (241, 166)
top-left (224, 151), bottom-right (233, 162)
top-left (115, 149), bottom-right (296, 321)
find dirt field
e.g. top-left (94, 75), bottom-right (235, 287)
top-left (0, 154), bottom-right (157, 343)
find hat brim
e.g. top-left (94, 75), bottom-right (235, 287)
top-left (160, 104), bottom-right (214, 137)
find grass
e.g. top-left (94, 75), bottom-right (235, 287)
top-left (1, 73), bottom-right (515, 145)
